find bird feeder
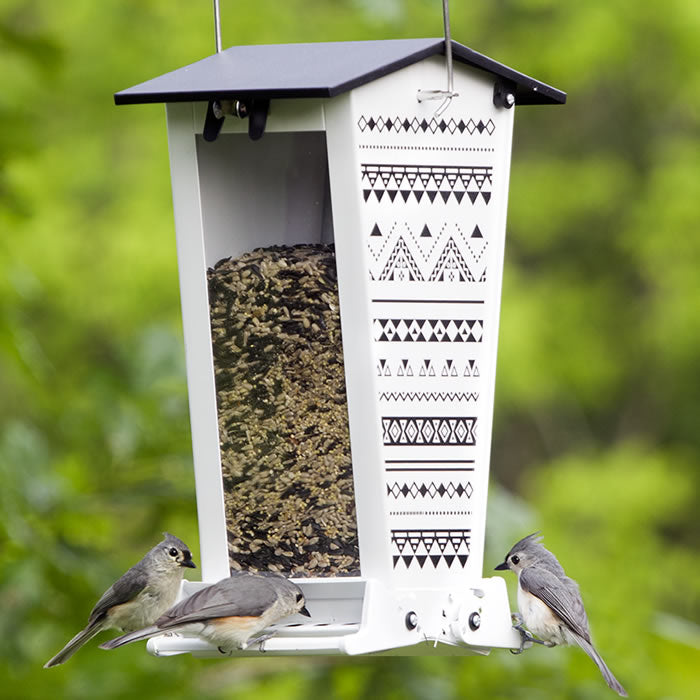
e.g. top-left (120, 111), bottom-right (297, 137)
top-left (115, 37), bottom-right (565, 657)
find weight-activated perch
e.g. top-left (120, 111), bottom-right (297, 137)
top-left (44, 533), bottom-right (195, 668)
top-left (495, 532), bottom-right (627, 696)
top-left (100, 571), bottom-right (310, 654)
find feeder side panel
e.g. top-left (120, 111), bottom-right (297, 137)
top-left (325, 94), bottom-right (392, 579)
top-left (165, 103), bottom-right (230, 582)
top-left (328, 56), bottom-right (515, 588)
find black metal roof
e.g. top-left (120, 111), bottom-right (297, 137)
top-left (114, 38), bottom-right (565, 107)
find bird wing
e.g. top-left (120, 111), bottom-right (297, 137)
top-left (87, 564), bottom-right (149, 625)
top-left (155, 574), bottom-right (279, 628)
top-left (520, 566), bottom-right (591, 642)
top-left (561, 574), bottom-right (591, 635)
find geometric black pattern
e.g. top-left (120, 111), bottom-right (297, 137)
top-left (375, 231), bottom-right (485, 283)
top-left (382, 417), bottom-right (476, 445)
top-left (428, 236), bottom-right (475, 282)
top-left (465, 228), bottom-right (488, 283)
top-left (361, 164), bottom-right (492, 205)
top-left (464, 359), bottom-right (479, 377)
top-left (379, 236), bottom-right (424, 281)
top-left (376, 235), bottom-right (477, 283)
top-left (387, 481), bottom-right (474, 499)
top-left (367, 221), bottom-right (488, 283)
top-left (391, 528), bottom-right (471, 569)
top-left (376, 358), bottom-right (480, 377)
top-left (378, 392), bottom-right (479, 402)
top-left (357, 115), bottom-right (495, 136)
top-left (373, 318), bottom-right (483, 343)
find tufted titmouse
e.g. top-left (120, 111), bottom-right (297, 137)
top-left (495, 532), bottom-right (627, 697)
top-left (44, 533), bottom-right (195, 668)
top-left (99, 570), bottom-right (311, 654)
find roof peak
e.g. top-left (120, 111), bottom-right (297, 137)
top-left (115, 37), bottom-right (565, 107)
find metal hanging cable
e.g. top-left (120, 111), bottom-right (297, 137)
top-left (213, 0), bottom-right (222, 53)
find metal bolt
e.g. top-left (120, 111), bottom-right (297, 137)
top-left (405, 611), bottom-right (418, 631)
top-left (493, 82), bottom-right (516, 109)
top-left (212, 101), bottom-right (225, 120)
top-left (468, 612), bottom-right (481, 631)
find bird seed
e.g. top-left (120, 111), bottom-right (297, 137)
top-left (207, 244), bottom-right (360, 577)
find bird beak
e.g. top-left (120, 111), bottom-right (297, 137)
top-left (494, 561), bottom-right (509, 571)
top-left (299, 606), bottom-right (311, 617)
top-left (181, 559), bottom-right (197, 569)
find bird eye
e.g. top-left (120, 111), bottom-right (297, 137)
top-left (511, 555), bottom-right (520, 565)
top-left (169, 547), bottom-right (179, 557)
top-left (296, 593), bottom-right (304, 603)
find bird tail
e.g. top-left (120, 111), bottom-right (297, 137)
top-left (99, 625), bottom-right (161, 650)
top-left (575, 636), bottom-right (628, 697)
top-left (44, 624), bottom-right (102, 668)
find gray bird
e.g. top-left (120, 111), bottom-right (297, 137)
top-left (44, 533), bottom-right (196, 668)
top-left (495, 532), bottom-right (627, 697)
top-left (99, 570), bottom-right (310, 654)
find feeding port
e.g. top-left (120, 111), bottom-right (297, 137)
top-left (198, 131), bottom-right (359, 578)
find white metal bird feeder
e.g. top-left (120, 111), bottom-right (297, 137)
top-left (115, 24), bottom-right (564, 657)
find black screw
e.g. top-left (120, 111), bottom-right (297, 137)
top-left (405, 611), bottom-right (418, 631)
top-left (468, 612), bottom-right (481, 631)
top-left (493, 81), bottom-right (516, 109)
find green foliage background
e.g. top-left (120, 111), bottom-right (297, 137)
top-left (1, 1), bottom-right (698, 697)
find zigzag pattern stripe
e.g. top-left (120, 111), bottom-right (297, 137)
top-left (379, 392), bottom-right (479, 402)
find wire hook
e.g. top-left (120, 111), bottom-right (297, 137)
top-left (417, 0), bottom-right (459, 115)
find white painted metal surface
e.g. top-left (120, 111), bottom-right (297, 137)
top-left (166, 103), bottom-right (229, 584)
top-left (324, 55), bottom-right (517, 654)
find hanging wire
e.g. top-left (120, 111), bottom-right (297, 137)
top-left (213, 0), bottom-right (222, 53)
top-left (442, 0), bottom-right (454, 96)
top-left (417, 0), bottom-right (459, 115)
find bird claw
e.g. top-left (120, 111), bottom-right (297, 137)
top-left (248, 632), bottom-right (275, 653)
top-left (511, 614), bottom-right (548, 654)
top-left (510, 615), bottom-right (556, 654)
top-left (510, 625), bottom-right (535, 654)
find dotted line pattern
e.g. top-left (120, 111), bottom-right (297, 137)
top-left (360, 145), bottom-right (494, 152)
top-left (389, 510), bottom-right (472, 516)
